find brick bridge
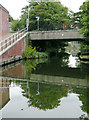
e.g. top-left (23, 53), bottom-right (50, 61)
top-left (0, 29), bottom-right (83, 66)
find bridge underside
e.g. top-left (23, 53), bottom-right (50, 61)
top-left (31, 39), bottom-right (82, 54)
top-left (31, 38), bottom-right (83, 41)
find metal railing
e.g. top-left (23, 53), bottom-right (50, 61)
top-left (0, 28), bottom-right (27, 52)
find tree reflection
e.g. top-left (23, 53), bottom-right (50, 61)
top-left (20, 80), bottom-right (89, 116)
top-left (22, 59), bottom-right (48, 79)
top-left (73, 87), bottom-right (89, 119)
top-left (22, 82), bottom-right (68, 111)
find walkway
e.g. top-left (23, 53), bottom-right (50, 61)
top-left (0, 28), bottom-right (28, 66)
top-left (0, 28), bottom-right (28, 54)
top-left (0, 33), bottom-right (14, 41)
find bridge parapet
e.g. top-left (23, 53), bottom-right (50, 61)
top-left (29, 29), bottom-right (83, 40)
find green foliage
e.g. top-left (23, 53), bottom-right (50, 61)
top-left (78, 1), bottom-right (89, 54)
top-left (11, 20), bottom-right (21, 31)
top-left (19, 14), bottom-right (27, 29)
top-left (80, 1), bottom-right (89, 40)
top-left (37, 52), bottom-right (48, 58)
top-left (71, 12), bottom-right (82, 29)
top-left (22, 59), bottom-right (48, 79)
top-left (80, 42), bottom-right (89, 52)
top-left (9, 15), bottom-right (13, 22)
top-left (23, 60), bottom-right (37, 74)
top-left (13, 2), bottom-right (72, 31)
top-left (29, 2), bottom-right (71, 30)
top-left (23, 46), bottom-right (37, 58)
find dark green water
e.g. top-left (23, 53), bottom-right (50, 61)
top-left (0, 41), bottom-right (89, 118)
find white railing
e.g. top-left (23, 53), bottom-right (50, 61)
top-left (0, 28), bottom-right (27, 52)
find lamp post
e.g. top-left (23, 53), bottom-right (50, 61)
top-left (36, 16), bottom-right (40, 31)
top-left (26, 7), bottom-right (30, 31)
top-left (36, 82), bottom-right (40, 96)
top-left (26, 0), bottom-right (32, 31)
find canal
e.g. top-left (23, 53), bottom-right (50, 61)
top-left (0, 41), bottom-right (89, 119)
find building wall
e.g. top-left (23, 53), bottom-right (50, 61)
top-left (0, 7), bottom-right (2, 37)
top-left (0, 4), bottom-right (9, 37)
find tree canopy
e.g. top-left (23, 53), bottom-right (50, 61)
top-left (12, 2), bottom-right (72, 31)
top-left (79, 0), bottom-right (89, 43)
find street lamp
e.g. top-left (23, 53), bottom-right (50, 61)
top-left (26, 7), bottom-right (30, 31)
top-left (36, 16), bottom-right (40, 31)
top-left (26, 0), bottom-right (32, 31)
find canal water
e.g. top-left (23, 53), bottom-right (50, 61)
top-left (0, 41), bottom-right (89, 118)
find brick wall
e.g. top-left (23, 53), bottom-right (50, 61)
top-left (0, 78), bottom-right (10, 109)
top-left (0, 4), bottom-right (9, 37)
top-left (2, 37), bottom-right (26, 61)
top-left (2, 63), bottom-right (25, 79)
top-left (0, 8), bottom-right (2, 37)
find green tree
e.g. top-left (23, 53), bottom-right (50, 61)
top-left (80, 1), bottom-right (89, 43)
top-left (20, 2), bottom-right (71, 31)
top-left (9, 15), bottom-right (13, 22)
top-left (11, 2), bottom-right (72, 31)
top-left (11, 20), bottom-right (21, 31)
top-left (71, 12), bottom-right (82, 29)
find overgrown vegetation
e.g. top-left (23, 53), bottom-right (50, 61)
top-left (79, 1), bottom-right (89, 60)
top-left (22, 46), bottom-right (37, 58)
top-left (79, 1), bottom-right (89, 40)
top-left (22, 45), bottom-right (48, 59)
top-left (74, 0), bottom-right (89, 60)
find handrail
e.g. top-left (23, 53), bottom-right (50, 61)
top-left (0, 28), bottom-right (27, 44)
top-left (0, 28), bottom-right (27, 52)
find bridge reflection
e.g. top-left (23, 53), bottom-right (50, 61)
top-left (0, 57), bottom-right (89, 110)
top-left (0, 77), bottom-right (89, 116)
top-left (1, 59), bottom-right (89, 80)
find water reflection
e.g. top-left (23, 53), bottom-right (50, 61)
top-left (17, 81), bottom-right (89, 118)
top-left (68, 55), bottom-right (79, 68)
top-left (0, 41), bottom-right (89, 118)
top-left (0, 78), bottom-right (10, 110)
top-left (22, 82), bottom-right (68, 111)
top-left (1, 79), bottom-right (89, 118)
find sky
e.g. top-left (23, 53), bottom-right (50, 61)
top-left (0, 0), bottom-right (86, 19)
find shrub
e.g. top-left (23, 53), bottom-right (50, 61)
top-left (23, 46), bottom-right (37, 58)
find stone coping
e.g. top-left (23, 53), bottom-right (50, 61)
top-left (0, 4), bottom-right (9, 13)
